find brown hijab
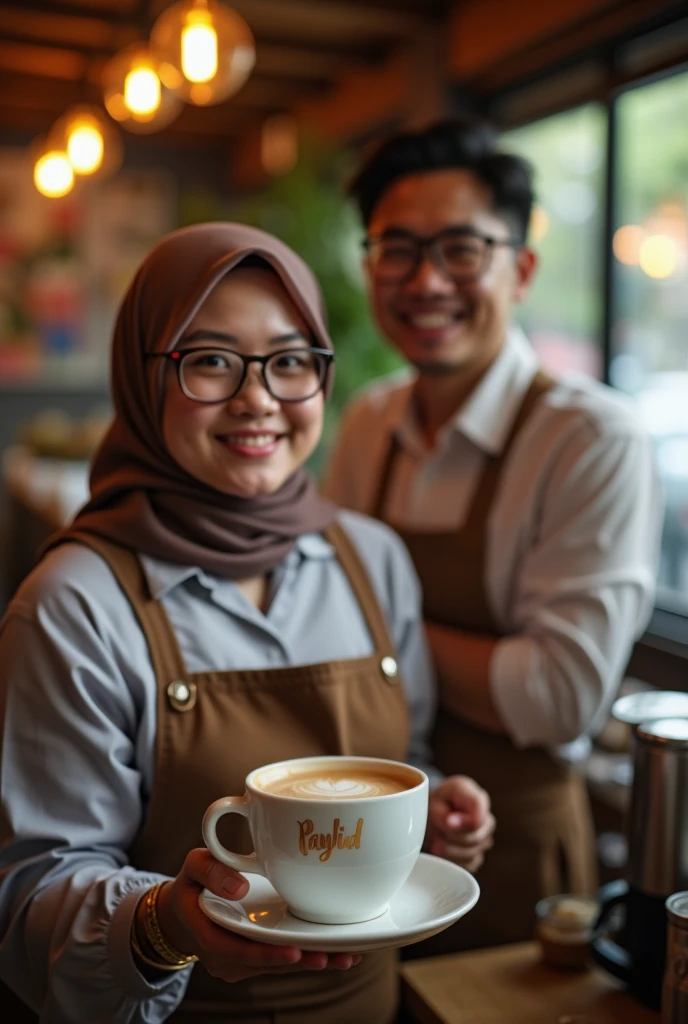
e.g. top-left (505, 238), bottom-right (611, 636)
top-left (53, 223), bottom-right (337, 578)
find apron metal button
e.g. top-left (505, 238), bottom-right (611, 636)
top-left (167, 680), bottom-right (197, 711)
top-left (380, 656), bottom-right (398, 681)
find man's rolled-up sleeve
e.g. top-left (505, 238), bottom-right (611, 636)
top-left (490, 419), bottom-right (662, 747)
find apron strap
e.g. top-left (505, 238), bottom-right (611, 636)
top-left (463, 368), bottom-right (554, 533)
top-left (370, 436), bottom-right (398, 521)
top-left (372, 369), bottom-right (554, 527)
top-left (323, 521), bottom-right (396, 658)
top-left (65, 532), bottom-right (189, 685)
top-left (69, 524), bottom-right (400, 681)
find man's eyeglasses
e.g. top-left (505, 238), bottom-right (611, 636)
top-left (363, 228), bottom-right (521, 285)
top-left (147, 347), bottom-right (334, 404)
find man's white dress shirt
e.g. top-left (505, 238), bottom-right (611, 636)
top-left (324, 328), bottom-right (662, 754)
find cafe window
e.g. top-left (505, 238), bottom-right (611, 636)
top-left (610, 69), bottom-right (688, 615)
top-left (497, 62), bottom-right (688, 623)
top-left (502, 105), bottom-right (606, 379)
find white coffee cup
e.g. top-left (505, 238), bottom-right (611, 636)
top-left (202, 755), bottom-right (429, 925)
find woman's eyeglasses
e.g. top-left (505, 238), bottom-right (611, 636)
top-left (363, 227), bottom-right (521, 285)
top-left (147, 347), bottom-right (334, 404)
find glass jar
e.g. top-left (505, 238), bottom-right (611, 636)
top-left (662, 892), bottom-right (688, 1023)
top-left (536, 894), bottom-right (600, 970)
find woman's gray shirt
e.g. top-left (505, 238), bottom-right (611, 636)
top-left (0, 510), bottom-right (437, 1023)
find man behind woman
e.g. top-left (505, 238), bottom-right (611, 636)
top-left (325, 116), bottom-right (661, 953)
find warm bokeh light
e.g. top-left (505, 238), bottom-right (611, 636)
top-left (61, 108), bottom-right (123, 180)
top-left (102, 44), bottom-right (181, 133)
top-left (49, 106), bottom-right (122, 180)
top-left (639, 234), bottom-right (678, 279)
top-left (158, 61), bottom-right (184, 91)
top-left (645, 203), bottom-right (688, 248)
top-left (34, 151), bottom-right (74, 197)
top-left (613, 224), bottom-right (644, 266)
top-left (181, 9), bottom-right (218, 82)
top-left (151, 0), bottom-right (255, 106)
top-left (529, 206), bottom-right (550, 243)
top-left (67, 124), bottom-right (104, 174)
top-left (124, 66), bottom-right (161, 117)
top-left (104, 93), bottom-right (128, 122)
top-left (261, 115), bottom-right (298, 176)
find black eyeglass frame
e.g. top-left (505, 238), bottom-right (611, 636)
top-left (362, 227), bottom-right (523, 285)
top-left (147, 346), bottom-right (335, 404)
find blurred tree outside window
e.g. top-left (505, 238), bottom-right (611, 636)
top-left (610, 70), bottom-right (688, 613)
top-left (502, 105), bottom-right (607, 379)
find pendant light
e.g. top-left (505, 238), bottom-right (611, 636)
top-left (49, 106), bottom-right (123, 179)
top-left (32, 139), bottom-right (74, 198)
top-left (151, 0), bottom-right (255, 106)
top-left (102, 43), bottom-right (182, 133)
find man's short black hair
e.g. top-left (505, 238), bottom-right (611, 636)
top-left (348, 116), bottom-right (535, 244)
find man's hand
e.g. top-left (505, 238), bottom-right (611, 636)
top-left (425, 775), bottom-right (495, 873)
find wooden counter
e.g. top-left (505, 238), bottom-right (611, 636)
top-left (400, 940), bottom-right (661, 1024)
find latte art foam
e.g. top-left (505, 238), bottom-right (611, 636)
top-left (289, 777), bottom-right (386, 799)
top-left (261, 768), bottom-right (410, 800)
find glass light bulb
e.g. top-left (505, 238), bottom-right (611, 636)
top-left (67, 124), bottom-right (104, 174)
top-left (181, 12), bottom-right (218, 83)
top-left (34, 151), bottom-right (74, 197)
top-left (124, 66), bottom-right (161, 116)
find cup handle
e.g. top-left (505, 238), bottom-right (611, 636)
top-left (202, 796), bottom-right (267, 878)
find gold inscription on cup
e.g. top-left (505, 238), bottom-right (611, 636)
top-left (298, 818), bottom-right (364, 862)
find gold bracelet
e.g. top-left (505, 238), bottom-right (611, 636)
top-left (130, 915), bottom-right (191, 973)
top-left (143, 882), bottom-right (199, 967)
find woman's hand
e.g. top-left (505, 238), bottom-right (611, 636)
top-left (150, 850), bottom-right (361, 982)
top-left (424, 775), bottom-right (495, 873)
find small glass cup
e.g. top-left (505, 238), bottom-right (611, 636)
top-left (536, 893), bottom-right (600, 970)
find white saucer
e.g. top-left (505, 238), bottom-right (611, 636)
top-left (199, 852), bottom-right (479, 953)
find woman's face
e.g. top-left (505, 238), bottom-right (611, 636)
top-left (161, 267), bottom-right (325, 499)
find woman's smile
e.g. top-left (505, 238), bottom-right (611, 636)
top-left (216, 430), bottom-right (284, 459)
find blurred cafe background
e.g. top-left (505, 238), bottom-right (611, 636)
top-left (0, 0), bottom-right (687, 918)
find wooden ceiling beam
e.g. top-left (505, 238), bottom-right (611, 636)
top-left (0, 65), bottom-right (312, 116)
top-left (0, 70), bottom-right (89, 108)
top-left (0, 46), bottom-right (319, 103)
top-left (0, 30), bottom-right (361, 80)
top-left (336, 0), bottom-right (448, 11)
top-left (0, 29), bottom-right (125, 58)
top-left (0, 0), bottom-right (136, 23)
top-left (148, 0), bottom-right (430, 43)
top-left (169, 105), bottom-right (252, 133)
top-left (255, 43), bottom-right (353, 80)
top-left (221, 75), bottom-right (314, 110)
top-left (0, 104), bottom-right (61, 133)
top-left (0, 40), bottom-right (87, 79)
top-left (0, 7), bottom-right (136, 50)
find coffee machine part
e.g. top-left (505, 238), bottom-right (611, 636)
top-left (611, 690), bottom-right (688, 726)
top-left (592, 707), bottom-right (688, 1010)
top-left (630, 718), bottom-right (688, 897)
top-left (662, 892), bottom-right (688, 1024)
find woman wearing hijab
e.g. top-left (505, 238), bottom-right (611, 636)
top-left (0, 224), bottom-right (493, 1024)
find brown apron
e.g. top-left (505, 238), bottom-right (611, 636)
top-left (6, 522), bottom-right (409, 1023)
top-left (372, 370), bottom-right (597, 955)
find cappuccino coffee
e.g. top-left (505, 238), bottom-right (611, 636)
top-left (258, 767), bottom-right (410, 800)
top-left (203, 755), bottom-right (429, 924)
